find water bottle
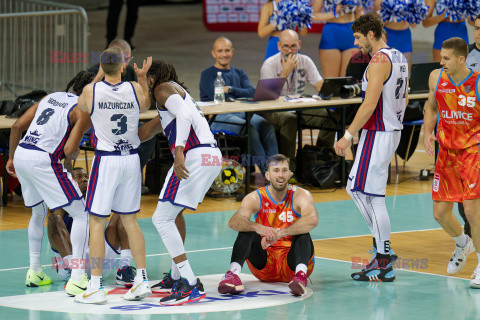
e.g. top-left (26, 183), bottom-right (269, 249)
top-left (214, 71), bottom-right (225, 104)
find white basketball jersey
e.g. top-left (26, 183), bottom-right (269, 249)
top-left (20, 92), bottom-right (78, 159)
top-left (91, 81), bottom-right (140, 153)
top-left (362, 48), bottom-right (408, 131)
top-left (157, 82), bottom-right (216, 154)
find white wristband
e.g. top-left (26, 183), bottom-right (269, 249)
top-left (344, 130), bottom-right (353, 141)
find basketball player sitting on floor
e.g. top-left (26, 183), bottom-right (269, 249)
top-left (218, 154), bottom-right (318, 296)
top-left (48, 167), bottom-right (136, 287)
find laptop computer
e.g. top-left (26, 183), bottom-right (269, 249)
top-left (409, 62), bottom-right (441, 94)
top-left (318, 77), bottom-right (354, 100)
top-left (241, 78), bottom-right (286, 102)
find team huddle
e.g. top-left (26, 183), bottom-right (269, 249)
top-left (6, 12), bottom-right (480, 307)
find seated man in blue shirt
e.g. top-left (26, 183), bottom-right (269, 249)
top-left (200, 37), bottom-right (278, 173)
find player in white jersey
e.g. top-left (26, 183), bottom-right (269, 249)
top-left (6, 71), bottom-right (98, 295)
top-left (137, 60), bottom-right (222, 305)
top-left (74, 47), bottom-right (152, 304)
top-left (335, 13), bottom-right (408, 282)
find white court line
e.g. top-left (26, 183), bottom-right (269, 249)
top-left (314, 256), bottom-right (471, 281)
top-left (0, 229), bottom-right (443, 273)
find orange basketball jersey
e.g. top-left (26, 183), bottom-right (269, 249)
top-left (255, 185), bottom-right (300, 248)
top-left (435, 68), bottom-right (480, 150)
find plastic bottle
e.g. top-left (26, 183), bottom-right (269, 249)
top-left (214, 71), bottom-right (225, 104)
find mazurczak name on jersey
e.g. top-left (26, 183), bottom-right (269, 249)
top-left (21, 92), bottom-right (77, 157)
top-left (98, 102), bottom-right (135, 110)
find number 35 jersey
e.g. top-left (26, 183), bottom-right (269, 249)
top-left (254, 185), bottom-right (300, 248)
top-left (91, 81), bottom-right (140, 152)
top-left (362, 47), bottom-right (408, 132)
top-left (436, 68), bottom-right (480, 150)
top-left (20, 91), bottom-right (78, 159)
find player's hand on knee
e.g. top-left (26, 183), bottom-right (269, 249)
top-left (6, 159), bottom-right (16, 178)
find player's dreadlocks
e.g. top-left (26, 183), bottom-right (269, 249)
top-left (147, 60), bottom-right (188, 93)
top-left (65, 71), bottom-right (95, 95)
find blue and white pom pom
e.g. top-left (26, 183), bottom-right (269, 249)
top-left (296, 0), bottom-right (313, 30)
top-left (435, 0), bottom-right (469, 22)
top-left (379, 0), bottom-right (407, 23)
top-left (276, 0), bottom-right (313, 30)
top-left (378, 0), bottom-right (428, 24)
top-left (404, 0), bottom-right (429, 24)
top-left (464, 0), bottom-right (480, 22)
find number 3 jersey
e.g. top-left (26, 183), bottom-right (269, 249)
top-left (254, 185), bottom-right (300, 248)
top-left (436, 68), bottom-right (480, 150)
top-left (20, 92), bottom-right (78, 159)
top-left (91, 81), bottom-right (141, 152)
top-left (362, 48), bottom-right (408, 131)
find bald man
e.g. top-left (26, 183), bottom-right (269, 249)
top-left (260, 30), bottom-right (336, 175)
top-left (200, 36), bottom-right (278, 173)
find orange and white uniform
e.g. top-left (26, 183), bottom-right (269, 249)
top-left (246, 185), bottom-right (314, 282)
top-left (433, 68), bottom-right (480, 202)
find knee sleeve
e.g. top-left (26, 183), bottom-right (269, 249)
top-left (152, 201), bottom-right (185, 258)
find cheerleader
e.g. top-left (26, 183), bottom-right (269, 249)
top-left (258, 0), bottom-right (311, 61)
top-left (313, 0), bottom-right (365, 78)
top-left (375, 0), bottom-right (428, 67)
top-left (423, 0), bottom-right (472, 62)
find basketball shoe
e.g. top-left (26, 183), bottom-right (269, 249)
top-left (116, 266), bottom-right (136, 288)
top-left (25, 268), bottom-right (51, 287)
top-left (447, 238), bottom-right (475, 274)
top-left (160, 278), bottom-right (206, 306)
top-left (218, 271), bottom-right (244, 295)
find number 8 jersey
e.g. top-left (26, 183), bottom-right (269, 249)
top-left (362, 48), bottom-right (408, 131)
top-left (91, 80), bottom-right (140, 152)
top-left (436, 68), bottom-right (480, 150)
top-left (19, 92), bottom-right (78, 159)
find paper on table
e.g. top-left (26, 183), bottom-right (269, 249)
top-left (196, 101), bottom-right (217, 107)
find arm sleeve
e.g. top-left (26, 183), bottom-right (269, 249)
top-left (304, 56), bottom-right (323, 85)
top-left (199, 69), bottom-right (215, 102)
top-left (229, 69), bottom-right (255, 98)
top-left (164, 94), bottom-right (193, 148)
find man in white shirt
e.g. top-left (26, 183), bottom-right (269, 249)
top-left (260, 30), bottom-right (336, 175)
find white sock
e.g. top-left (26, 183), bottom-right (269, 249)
top-left (295, 263), bottom-right (308, 274)
top-left (29, 253), bottom-right (41, 273)
top-left (63, 255), bottom-right (73, 268)
top-left (28, 202), bottom-right (48, 273)
top-left (134, 268), bottom-right (147, 283)
top-left (90, 275), bottom-right (102, 290)
top-left (229, 262), bottom-right (242, 275)
top-left (120, 250), bottom-right (132, 268)
top-left (453, 233), bottom-right (468, 248)
top-left (176, 260), bottom-right (197, 286)
top-left (171, 261), bottom-right (181, 280)
top-left (64, 200), bottom-right (89, 282)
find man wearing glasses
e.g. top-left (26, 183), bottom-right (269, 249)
top-left (260, 29), bottom-right (336, 178)
top-left (88, 39), bottom-right (137, 82)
